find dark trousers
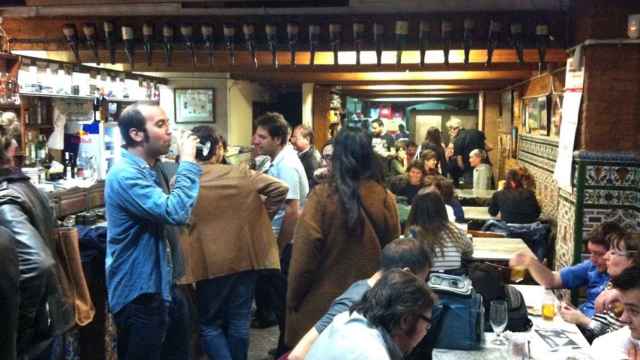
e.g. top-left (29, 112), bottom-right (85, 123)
top-left (253, 243), bottom-right (292, 356)
top-left (114, 288), bottom-right (191, 360)
top-left (196, 271), bottom-right (258, 360)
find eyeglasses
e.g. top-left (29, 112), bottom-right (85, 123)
top-left (322, 154), bottom-right (333, 161)
top-left (418, 314), bottom-right (432, 330)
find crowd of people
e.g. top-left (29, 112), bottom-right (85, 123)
top-left (1, 103), bottom-right (639, 360)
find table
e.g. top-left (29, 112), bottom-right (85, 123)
top-left (472, 237), bottom-right (530, 262)
top-left (433, 285), bottom-right (592, 360)
top-left (463, 206), bottom-right (495, 222)
top-left (455, 189), bottom-right (496, 206)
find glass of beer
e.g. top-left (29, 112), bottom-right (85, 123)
top-left (542, 290), bottom-right (557, 321)
top-left (510, 266), bottom-right (526, 283)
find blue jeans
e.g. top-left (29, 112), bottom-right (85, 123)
top-left (196, 271), bottom-right (258, 360)
top-left (113, 288), bottom-right (191, 360)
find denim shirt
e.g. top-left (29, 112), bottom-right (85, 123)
top-left (105, 149), bottom-right (201, 314)
top-left (560, 259), bottom-right (609, 318)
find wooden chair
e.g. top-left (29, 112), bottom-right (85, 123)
top-left (468, 230), bottom-right (506, 238)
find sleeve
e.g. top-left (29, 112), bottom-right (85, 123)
top-left (530, 191), bottom-right (542, 219)
top-left (250, 170), bottom-right (289, 218)
top-left (560, 261), bottom-right (590, 289)
top-left (476, 167), bottom-right (492, 190)
top-left (314, 282), bottom-right (370, 333)
top-left (287, 190), bottom-right (325, 311)
top-left (488, 192), bottom-right (500, 217)
top-left (381, 191), bottom-right (401, 247)
top-left (111, 161), bottom-right (201, 225)
top-left (460, 230), bottom-right (474, 259)
top-left (453, 137), bottom-right (464, 156)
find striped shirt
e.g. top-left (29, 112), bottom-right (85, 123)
top-left (429, 225), bottom-right (473, 272)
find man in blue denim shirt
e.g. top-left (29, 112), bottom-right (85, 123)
top-left (105, 104), bottom-right (201, 360)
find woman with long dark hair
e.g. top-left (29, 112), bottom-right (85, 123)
top-left (406, 191), bottom-right (472, 272)
top-left (286, 127), bottom-right (400, 349)
top-left (488, 169), bottom-right (540, 224)
top-left (419, 126), bottom-right (448, 177)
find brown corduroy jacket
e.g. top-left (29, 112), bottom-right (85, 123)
top-left (177, 163), bottom-right (288, 284)
top-left (285, 180), bottom-right (400, 347)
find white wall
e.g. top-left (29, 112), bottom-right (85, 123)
top-left (227, 80), bottom-right (270, 146)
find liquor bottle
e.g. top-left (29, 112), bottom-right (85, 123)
top-left (64, 152), bottom-right (72, 179)
top-left (35, 134), bottom-right (48, 164)
top-left (25, 133), bottom-right (37, 166)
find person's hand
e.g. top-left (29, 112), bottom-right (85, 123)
top-left (595, 288), bottom-right (622, 313)
top-left (179, 132), bottom-right (199, 163)
top-left (559, 302), bottom-right (589, 326)
top-left (509, 250), bottom-right (534, 268)
top-left (627, 343), bottom-right (640, 360)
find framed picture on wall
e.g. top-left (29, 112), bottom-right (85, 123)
top-left (174, 88), bottom-right (215, 123)
top-left (524, 96), bottom-right (549, 136)
top-left (498, 90), bottom-right (513, 133)
top-left (551, 93), bottom-right (563, 138)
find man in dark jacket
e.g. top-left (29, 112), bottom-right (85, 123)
top-left (0, 127), bottom-right (75, 359)
top-left (290, 125), bottom-right (321, 190)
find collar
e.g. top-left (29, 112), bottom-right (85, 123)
top-left (298, 146), bottom-right (311, 156)
top-left (271, 144), bottom-right (294, 168)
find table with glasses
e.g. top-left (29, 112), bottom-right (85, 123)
top-left (472, 237), bottom-right (530, 262)
top-left (455, 189), bottom-right (496, 206)
top-left (433, 285), bottom-right (592, 360)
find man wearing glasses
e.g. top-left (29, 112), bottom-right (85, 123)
top-left (510, 222), bottom-right (626, 317)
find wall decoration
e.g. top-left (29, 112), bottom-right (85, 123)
top-left (524, 96), bottom-right (549, 135)
top-left (551, 93), bottom-right (563, 137)
top-left (174, 89), bottom-right (215, 123)
top-left (499, 90), bottom-right (513, 133)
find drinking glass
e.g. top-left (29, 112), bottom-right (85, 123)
top-left (510, 266), bottom-right (526, 283)
top-left (490, 300), bottom-right (509, 345)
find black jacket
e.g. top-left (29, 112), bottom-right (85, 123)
top-left (0, 168), bottom-right (75, 358)
top-left (0, 226), bottom-right (19, 360)
top-left (488, 188), bottom-right (541, 224)
top-left (298, 147), bottom-right (321, 190)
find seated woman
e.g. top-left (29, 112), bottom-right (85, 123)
top-left (389, 160), bottom-right (425, 204)
top-left (561, 232), bottom-right (640, 343)
top-left (469, 149), bottom-right (493, 190)
top-left (420, 149), bottom-right (441, 177)
top-left (406, 191), bottom-right (473, 273)
top-left (488, 169), bottom-right (541, 224)
top-left (305, 269), bottom-right (436, 360)
top-left (424, 175), bottom-right (465, 223)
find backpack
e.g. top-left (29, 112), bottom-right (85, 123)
top-left (468, 262), bottom-right (532, 332)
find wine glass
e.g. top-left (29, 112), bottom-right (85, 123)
top-left (490, 299), bottom-right (508, 345)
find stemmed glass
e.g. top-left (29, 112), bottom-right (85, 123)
top-left (490, 299), bottom-right (509, 345)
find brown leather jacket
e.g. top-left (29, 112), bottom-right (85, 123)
top-left (177, 163), bottom-right (288, 284)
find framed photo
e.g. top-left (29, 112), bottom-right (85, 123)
top-left (498, 90), bottom-right (513, 133)
top-left (174, 88), bottom-right (215, 123)
top-left (524, 96), bottom-right (549, 136)
top-left (551, 93), bottom-right (563, 138)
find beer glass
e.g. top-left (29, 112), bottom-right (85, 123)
top-left (510, 266), bottom-right (526, 283)
top-left (542, 290), bottom-right (557, 321)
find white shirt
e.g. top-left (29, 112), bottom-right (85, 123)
top-left (592, 326), bottom-right (639, 359)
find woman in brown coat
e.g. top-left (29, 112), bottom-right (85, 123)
top-left (285, 127), bottom-right (401, 348)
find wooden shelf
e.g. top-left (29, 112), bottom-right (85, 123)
top-left (19, 92), bottom-right (93, 101)
top-left (0, 103), bottom-right (20, 110)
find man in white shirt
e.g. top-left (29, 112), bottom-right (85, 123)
top-left (592, 266), bottom-right (640, 359)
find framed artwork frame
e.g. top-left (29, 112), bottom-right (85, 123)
top-left (551, 93), bottom-right (563, 138)
top-left (524, 96), bottom-right (549, 136)
top-left (174, 88), bottom-right (215, 123)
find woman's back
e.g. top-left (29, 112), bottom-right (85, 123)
top-left (414, 224), bottom-right (472, 271)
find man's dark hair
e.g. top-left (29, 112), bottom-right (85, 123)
top-left (191, 125), bottom-right (221, 161)
top-left (381, 237), bottom-right (433, 275)
top-left (118, 103), bottom-right (150, 148)
top-left (585, 221), bottom-right (626, 250)
top-left (351, 269), bottom-right (436, 336)
top-left (407, 140), bottom-right (417, 149)
top-left (255, 112), bottom-right (289, 147)
top-left (371, 118), bottom-right (384, 128)
top-left (407, 160), bottom-right (426, 175)
top-left (610, 232), bottom-right (640, 267)
top-left (611, 265), bottom-right (640, 291)
top-left (295, 125), bottom-right (314, 145)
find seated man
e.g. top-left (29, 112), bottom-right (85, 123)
top-left (305, 268), bottom-right (436, 360)
top-left (510, 222), bottom-right (625, 317)
top-left (592, 266), bottom-right (640, 359)
top-left (288, 237), bottom-right (432, 360)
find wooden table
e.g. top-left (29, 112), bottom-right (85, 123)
top-left (455, 189), bottom-right (496, 206)
top-left (433, 285), bottom-right (592, 360)
top-left (472, 237), bottom-right (530, 261)
top-left (463, 206), bottom-right (495, 222)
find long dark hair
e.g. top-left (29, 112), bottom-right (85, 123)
top-left (406, 191), bottom-right (467, 257)
top-left (424, 126), bottom-right (442, 146)
top-left (331, 127), bottom-right (382, 232)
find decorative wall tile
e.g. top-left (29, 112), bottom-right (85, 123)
top-left (583, 208), bottom-right (640, 233)
top-left (584, 189), bottom-right (638, 207)
top-left (556, 197), bottom-right (576, 271)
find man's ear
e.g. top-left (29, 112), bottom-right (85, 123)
top-left (128, 128), bottom-right (145, 143)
